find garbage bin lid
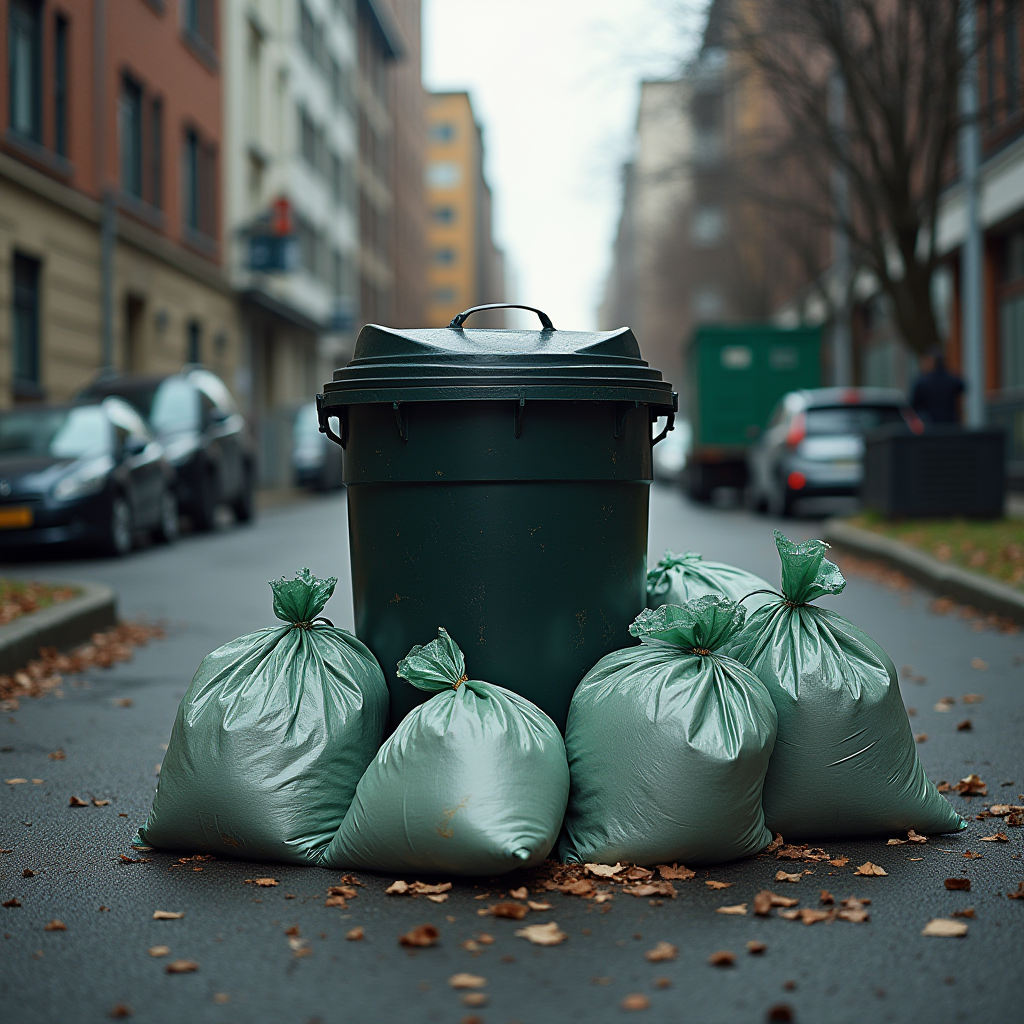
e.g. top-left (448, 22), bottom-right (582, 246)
top-left (321, 304), bottom-right (675, 407)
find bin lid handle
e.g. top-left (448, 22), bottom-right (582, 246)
top-left (448, 304), bottom-right (555, 331)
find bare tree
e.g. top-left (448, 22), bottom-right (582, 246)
top-left (726, 0), bottom-right (966, 356)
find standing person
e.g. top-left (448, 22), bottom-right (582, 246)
top-left (910, 349), bottom-right (965, 424)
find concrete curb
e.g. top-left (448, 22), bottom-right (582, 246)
top-left (821, 518), bottom-right (1024, 625)
top-left (0, 581), bottom-right (117, 675)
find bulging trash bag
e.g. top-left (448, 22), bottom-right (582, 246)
top-left (729, 532), bottom-right (965, 840)
top-left (321, 628), bottom-right (569, 876)
top-left (138, 568), bottom-right (388, 864)
top-left (647, 550), bottom-right (776, 613)
top-left (560, 597), bottom-right (778, 867)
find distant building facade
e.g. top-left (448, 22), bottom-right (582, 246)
top-left (1, 0), bottom-right (239, 406)
top-left (424, 91), bottom-right (504, 328)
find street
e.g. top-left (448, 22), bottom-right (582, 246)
top-left (1, 484), bottom-right (1021, 1024)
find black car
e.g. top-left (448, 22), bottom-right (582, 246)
top-left (0, 398), bottom-right (179, 556)
top-left (80, 367), bottom-right (256, 530)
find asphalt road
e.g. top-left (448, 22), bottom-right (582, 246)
top-left (1, 485), bottom-right (1021, 1024)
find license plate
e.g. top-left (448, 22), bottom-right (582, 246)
top-left (0, 506), bottom-right (33, 529)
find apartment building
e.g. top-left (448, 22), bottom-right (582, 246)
top-left (1, 0), bottom-right (238, 407)
top-left (424, 91), bottom-right (504, 327)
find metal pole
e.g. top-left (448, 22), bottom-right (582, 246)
top-left (960, 0), bottom-right (985, 427)
top-left (829, 68), bottom-right (853, 386)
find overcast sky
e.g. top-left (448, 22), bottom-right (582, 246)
top-left (422, 0), bottom-right (701, 330)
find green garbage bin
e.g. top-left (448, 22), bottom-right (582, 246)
top-left (316, 304), bottom-right (676, 731)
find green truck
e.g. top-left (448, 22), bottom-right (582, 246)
top-left (683, 324), bottom-right (822, 501)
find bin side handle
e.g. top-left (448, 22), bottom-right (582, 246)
top-left (449, 304), bottom-right (555, 331)
top-left (651, 408), bottom-right (675, 446)
top-left (316, 394), bottom-right (349, 449)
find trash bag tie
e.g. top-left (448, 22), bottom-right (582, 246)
top-left (453, 673), bottom-right (469, 689)
top-left (290, 616), bottom-right (335, 631)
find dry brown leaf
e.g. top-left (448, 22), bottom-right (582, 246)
top-left (490, 902), bottom-right (529, 919)
top-left (980, 832), bottom-right (1009, 842)
top-left (3, 898), bottom-right (22, 908)
top-left (922, 918), bottom-right (968, 937)
top-left (625, 883), bottom-right (676, 899)
top-left (944, 878), bottom-right (971, 891)
top-left (775, 871), bottom-right (802, 883)
top-left (385, 880), bottom-right (409, 895)
top-left (68, 796), bottom-right (88, 807)
top-left (915, 734), bottom-right (928, 743)
top-left (934, 698), bottom-right (955, 712)
top-left (148, 945), bottom-right (170, 957)
top-left (955, 774), bottom-right (988, 797)
top-left (779, 908), bottom-right (834, 925)
top-left (508, 886), bottom-right (528, 900)
top-left (747, 940), bottom-right (767, 955)
top-left (1005, 882), bottom-right (1024, 899)
top-left (426, 893), bottom-right (448, 904)
top-left (514, 921), bottom-right (566, 945)
top-left (957, 719), bottom-right (972, 731)
top-left (48, 749), bottom-right (65, 760)
top-left (527, 900), bottom-right (552, 911)
top-left (971, 657), bottom-right (987, 671)
top-left (244, 878), bottom-right (278, 887)
top-left (165, 959), bottom-right (199, 973)
top-left (644, 941), bottom-right (677, 962)
top-left (212, 994), bottom-right (230, 1005)
top-left (623, 866), bottom-right (654, 881)
top-left (449, 973), bottom-right (487, 989)
top-left (462, 993), bottom-right (488, 1008)
top-left (23, 869), bottom-right (36, 877)
top-left (324, 896), bottom-right (347, 908)
top-left (621, 994), bottom-right (650, 1011)
top-left (836, 909), bottom-right (870, 923)
top-left (594, 893), bottom-right (613, 903)
top-left (708, 950), bottom-right (736, 966)
top-left (5, 778), bottom-right (27, 785)
top-left (108, 1003), bottom-right (133, 1018)
top-left (410, 881), bottom-right (452, 895)
top-left (327, 886), bottom-right (358, 898)
top-left (964, 850), bottom-right (983, 859)
top-left (753, 890), bottom-right (799, 916)
top-left (346, 926), bottom-right (364, 941)
top-left (656, 863), bottom-right (695, 880)
top-left (961, 693), bottom-right (984, 703)
top-left (119, 854), bottom-right (150, 864)
top-left (584, 862), bottom-right (625, 878)
top-left (854, 862), bottom-right (887, 877)
top-left (475, 933), bottom-right (494, 944)
top-left (951, 907), bottom-right (975, 918)
top-left (114, 698), bottom-right (133, 707)
top-left (765, 833), bottom-right (784, 853)
top-left (716, 904), bottom-right (747, 915)
top-left (556, 879), bottom-right (595, 896)
top-left (776, 845), bottom-right (830, 862)
top-left (820, 890), bottom-right (835, 905)
top-left (152, 911), bottom-right (184, 920)
top-left (44, 919), bottom-right (66, 931)
top-left (399, 924), bottom-right (439, 948)
top-left (829, 856), bottom-right (849, 867)
top-left (92, 798), bottom-right (110, 807)
top-left (705, 880), bottom-right (732, 889)
top-left (907, 830), bottom-right (927, 843)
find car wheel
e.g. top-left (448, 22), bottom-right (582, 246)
top-left (232, 466), bottom-right (255, 524)
top-left (191, 468), bottom-right (217, 532)
top-left (103, 494), bottom-right (134, 557)
top-left (154, 486), bottom-right (180, 544)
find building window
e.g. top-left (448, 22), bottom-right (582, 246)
top-left (150, 98), bottom-right (163, 208)
top-left (299, 1), bottom-right (317, 63)
top-left (182, 129), bottom-right (215, 238)
top-left (187, 320), bottom-right (202, 364)
top-left (119, 75), bottom-right (144, 198)
top-left (183, 0), bottom-right (215, 49)
top-left (54, 15), bottom-right (68, 157)
top-left (332, 248), bottom-right (344, 294)
top-left (299, 106), bottom-right (318, 170)
top-left (246, 20), bottom-right (263, 143)
top-left (12, 253), bottom-right (42, 393)
top-left (8, 0), bottom-right (42, 143)
top-left (329, 151), bottom-right (343, 204)
top-left (426, 161), bottom-right (461, 188)
top-left (433, 247), bottom-right (456, 265)
top-left (430, 122), bottom-right (455, 143)
top-left (432, 205), bottom-right (455, 224)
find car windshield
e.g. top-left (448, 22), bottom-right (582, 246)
top-left (0, 406), bottom-right (111, 459)
top-left (95, 379), bottom-right (199, 433)
top-left (805, 405), bottom-right (906, 436)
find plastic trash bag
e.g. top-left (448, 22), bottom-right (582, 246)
top-left (321, 628), bottom-right (569, 876)
top-left (138, 568), bottom-right (388, 864)
top-left (560, 597), bottom-right (778, 867)
top-left (729, 532), bottom-right (965, 840)
top-left (647, 550), bottom-right (776, 613)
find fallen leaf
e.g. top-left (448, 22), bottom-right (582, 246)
top-left (44, 919), bottom-right (66, 931)
top-left (955, 774), bottom-right (987, 797)
top-left (716, 904), bottom-right (747, 915)
top-left (327, 886), bottom-right (358, 898)
top-left (964, 850), bottom-right (983, 859)
top-left (22, 868), bottom-right (35, 877)
top-left (937, 781), bottom-right (951, 793)
top-left (907, 830), bottom-right (927, 843)
top-left (775, 871), bottom-right (802, 883)
top-left (753, 891), bottom-right (799, 916)
top-left (621, 994), bottom-right (650, 1011)
top-left (213, 994), bottom-right (230, 1005)
top-left (961, 694), bottom-right (984, 704)
top-left (475, 933), bottom-right (494, 944)
top-left (765, 833), bottom-right (784, 853)
top-left (489, 902), bottom-right (529, 919)
top-left (284, 926), bottom-right (300, 936)
top-left (527, 900), bottom-right (552, 911)
top-left (426, 893), bottom-right (448, 904)
top-left (747, 940), bottom-right (767, 954)
top-left (5, 778), bottom-right (27, 785)
top-left (119, 854), bottom-right (150, 864)
top-left (462, 993), bottom-right (488, 1007)
top-left (508, 887), bottom-right (528, 900)
top-left (957, 720), bottom-right (972, 732)
top-left (449, 973), bottom-right (487, 989)
top-left (625, 883), bottom-right (676, 899)
top-left (108, 1003), bottom-right (133, 1018)
top-left (623, 866), bottom-right (654, 881)
top-left (48, 750), bottom-right (65, 760)
top-left (776, 845), bottom-right (830, 862)
top-left (152, 911), bottom-right (184, 920)
top-left (934, 698), bottom-right (955, 712)
top-left (951, 907), bottom-right (975, 918)
top-left (645, 941), bottom-right (677, 962)
top-left (165, 959), bottom-right (199, 973)
top-left (820, 890), bottom-right (834, 905)
top-left (346, 927), bottom-right (364, 941)
top-left (593, 893), bottom-right (614, 904)
top-left (654, 977), bottom-right (672, 988)
top-left (708, 950), bottom-right (736, 967)
top-left (971, 657), bottom-right (987, 671)
top-left (980, 832), bottom-right (1009, 842)
top-left (514, 921), bottom-right (567, 946)
top-left (944, 878), bottom-right (971, 891)
top-left (114, 698), bottom-right (133, 707)
top-left (828, 857), bottom-right (849, 867)
top-left (148, 945), bottom-right (170, 957)
top-left (854, 862), bottom-right (887, 877)
top-left (922, 918), bottom-right (968, 937)
top-left (656, 863), bottom-right (695, 880)
top-left (32, 779), bottom-right (43, 785)
top-left (68, 796), bottom-right (88, 807)
top-left (385, 880), bottom-right (409, 895)
top-left (324, 896), bottom-right (347, 908)
top-left (779, 908), bottom-right (834, 925)
top-left (92, 798), bottom-right (110, 807)
top-left (915, 734), bottom-right (928, 743)
top-left (399, 924), bottom-right (439, 948)
top-left (584, 862), bottom-right (625, 878)
top-left (767, 1005), bottom-right (794, 1022)
top-left (1006, 882), bottom-right (1024, 899)
top-left (705, 880), bottom-right (732, 889)
top-left (409, 881), bottom-right (452, 895)
top-left (244, 878), bottom-right (278, 887)
top-left (3, 898), bottom-right (22, 908)
top-left (836, 908), bottom-right (870, 923)
top-left (556, 879), bottom-right (595, 896)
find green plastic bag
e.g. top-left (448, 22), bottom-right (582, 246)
top-left (138, 569), bottom-right (388, 864)
top-left (560, 597), bottom-right (778, 867)
top-left (647, 551), bottom-right (776, 612)
top-left (321, 628), bottom-right (569, 876)
top-left (729, 532), bottom-right (965, 840)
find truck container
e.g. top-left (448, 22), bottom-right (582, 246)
top-left (684, 324), bottom-right (821, 501)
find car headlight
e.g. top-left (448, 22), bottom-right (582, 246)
top-left (52, 455), bottom-right (115, 502)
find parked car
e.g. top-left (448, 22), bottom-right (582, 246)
top-left (652, 418), bottom-right (691, 484)
top-left (0, 398), bottom-right (178, 556)
top-left (746, 387), bottom-right (923, 517)
top-left (292, 402), bottom-right (345, 491)
top-left (80, 367), bottom-right (256, 530)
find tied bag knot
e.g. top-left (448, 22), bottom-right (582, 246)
top-left (397, 627), bottom-right (475, 693)
top-left (630, 596), bottom-right (747, 654)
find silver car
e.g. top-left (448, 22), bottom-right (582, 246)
top-left (746, 387), bottom-right (922, 516)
